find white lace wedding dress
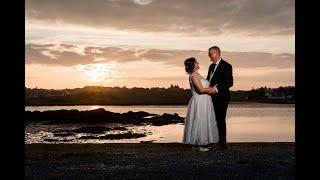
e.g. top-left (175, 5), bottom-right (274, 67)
top-left (182, 73), bottom-right (219, 145)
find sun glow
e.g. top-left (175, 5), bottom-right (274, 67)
top-left (75, 63), bottom-right (120, 83)
top-left (90, 105), bottom-right (102, 110)
top-left (85, 69), bottom-right (102, 82)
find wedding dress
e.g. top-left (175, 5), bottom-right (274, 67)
top-left (182, 73), bottom-right (219, 145)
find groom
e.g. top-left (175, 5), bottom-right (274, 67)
top-left (206, 46), bottom-right (233, 150)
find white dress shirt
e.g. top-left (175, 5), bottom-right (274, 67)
top-left (209, 58), bottom-right (222, 92)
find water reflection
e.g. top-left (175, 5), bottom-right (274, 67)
top-left (25, 103), bottom-right (295, 144)
top-left (90, 105), bottom-right (102, 110)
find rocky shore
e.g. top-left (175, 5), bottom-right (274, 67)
top-left (25, 108), bottom-right (184, 126)
top-left (25, 108), bottom-right (185, 143)
top-left (25, 142), bottom-right (295, 179)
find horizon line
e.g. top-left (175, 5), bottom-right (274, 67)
top-left (25, 85), bottom-right (295, 91)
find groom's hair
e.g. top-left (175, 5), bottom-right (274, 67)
top-left (208, 46), bottom-right (221, 55)
top-left (184, 57), bottom-right (196, 74)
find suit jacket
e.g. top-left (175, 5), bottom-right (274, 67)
top-left (206, 59), bottom-right (233, 101)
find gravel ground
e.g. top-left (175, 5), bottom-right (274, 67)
top-left (25, 142), bottom-right (295, 179)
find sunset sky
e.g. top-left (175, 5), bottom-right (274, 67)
top-left (25, 0), bottom-right (295, 90)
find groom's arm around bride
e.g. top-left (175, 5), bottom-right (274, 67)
top-left (208, 64), bottom-right (233, 95)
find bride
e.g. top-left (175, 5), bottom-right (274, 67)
top-left (182, 57), bottom-right (219, 152)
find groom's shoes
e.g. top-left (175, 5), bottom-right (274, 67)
top-left (211, 143), bottom-right (227, 151)
top-left (218, 144), bottom-right (227, 150)
top-left (207, 143), bottom-right (219, 150)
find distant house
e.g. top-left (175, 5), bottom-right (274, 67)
top-left (264, 90), bottom-right (286, 100)
top-left (63, 91), bottom-right (71, 96)
top-left (45, 90), bottom-right (71, 97)
top-left (286, 95), bottom-right (293, 99)
top-left (32, 92), bottom-right (39, 98)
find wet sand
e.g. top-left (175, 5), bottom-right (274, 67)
top-left (25, 142), bottom-right (295, 179)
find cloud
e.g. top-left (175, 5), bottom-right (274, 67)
top-left (133, 0), bottom-right (153, 5)
top-left (26, 0), bottom-right (294, 37)
top-left (25, 43), bottom-right (295, 70)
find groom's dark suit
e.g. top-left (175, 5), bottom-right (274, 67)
top-left (206, 59), bottom-right (233, 146)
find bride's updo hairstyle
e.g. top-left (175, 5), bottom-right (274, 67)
top-left (184, 57), bottom-right (196, 74)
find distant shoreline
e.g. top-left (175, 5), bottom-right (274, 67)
top-left (25, 101), bottom-right (295, 106)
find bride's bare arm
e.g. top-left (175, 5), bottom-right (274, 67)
top-left (191, 75), bottom-right (214, 93)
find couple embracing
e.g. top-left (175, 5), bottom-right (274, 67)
top-left (182, 46), bottom-right (233, 152)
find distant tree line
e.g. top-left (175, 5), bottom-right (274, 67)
top-left (25, 85), bottom-right (295, 105)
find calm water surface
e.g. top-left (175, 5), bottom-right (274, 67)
top-left (25, 103), bottom-right (295, 144)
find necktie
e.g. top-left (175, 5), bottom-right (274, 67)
top-left (212, 63), bottom-right (216, 73)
